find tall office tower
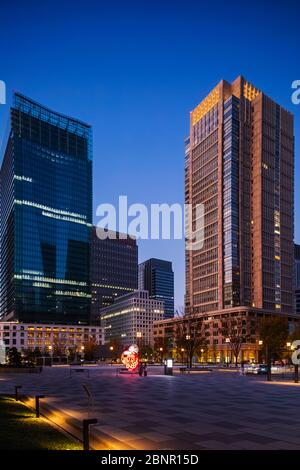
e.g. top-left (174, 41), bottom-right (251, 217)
top-left (91, 228), bottom-right (138, 321)
top-left (138, 258), bottom-right (174, 318)
top-left (185, 76), bottom-right (294, 316)
top-left (0, 93), bottom-right (92, 324)
top-left (295, 244), bottom-right (300, 315)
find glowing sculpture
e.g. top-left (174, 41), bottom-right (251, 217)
top-left (121, 344), bottom-right (139, 371)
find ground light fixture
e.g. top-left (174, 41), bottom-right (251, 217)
top-left (15, 385), bottom-right (22, 401)
top-left (35, 395), bottom-right (45, 418)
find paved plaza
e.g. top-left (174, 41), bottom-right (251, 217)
top-left (1, 365), bottom-right (300, 450)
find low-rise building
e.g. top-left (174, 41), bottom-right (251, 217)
top-left (0, 322), bottom-right (104, 353)
top-left (101, 290), bottom-right (164, 347)
top-left (153, 307), bottom-right (299, 364)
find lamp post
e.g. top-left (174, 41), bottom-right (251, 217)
top-left (200, 348), bottom-right (204, 364)
top-left (186, 334), bottom-right (191, 368)
top-left (48, 345), bottom-right (53, 366)
top-left (258, 339), bottom-right (263, 363)
top-left (81, 345), bottom-right (85, 363)
top-left (225, 337), bottom-right (230, 367)
top-left (109, 346), bottom-right (114, 365)
top-left (159, 347), bottom-right (163, 364)
top-left (181, 348), bottom-right (185, 365)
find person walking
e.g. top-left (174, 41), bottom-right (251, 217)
top-left (143, 362), bottom-right (148, 377)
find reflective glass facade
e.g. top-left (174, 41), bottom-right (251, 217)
top-left (91, 228), bottom-right (138, 321)
top-left (223, 96), bottom-right (240, 307)
top-left (138, 258), bottom-right (174, 318)
top-left (0, 93), bottom-right (92, 324)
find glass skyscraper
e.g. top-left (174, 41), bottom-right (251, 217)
top-left (91, 228), bottom-right (138, 322)
top-left (138, 258), bottom-right (174, 318)
top-left (0, 93), bottom-right (92, 324)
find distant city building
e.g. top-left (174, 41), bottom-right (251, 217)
top-left (295, 244), bottom-right (300, 315)
top-left (0, 93), bottom-right (92, 324)
top-left (91, 228), bottom-right (138, 322)
top-left (186, 76), bottom-right (294, 319)
top-left (0, 322), bottom-right (103, 353)
top-left (138, 258), bottom-right (174, 318)
top-left (101, 290), bottom-right (164, 347)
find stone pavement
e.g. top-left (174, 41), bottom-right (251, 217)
top-left (1, 365), bottom-right (300, 450)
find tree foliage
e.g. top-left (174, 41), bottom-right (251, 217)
top-left (220, 318), bottom-right (251, 366)
top-left (174, 312), bottom-right (207, 368)
top-left (259, 316), bottom-right (289, 380)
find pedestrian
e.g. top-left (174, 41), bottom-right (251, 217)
top-left (143, 362), bottom-right (148, 377)
top-left (138, 362), bottom-right (143, 376)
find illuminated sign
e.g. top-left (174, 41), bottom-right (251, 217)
top-left (121, 344), bottom-right (139, 371)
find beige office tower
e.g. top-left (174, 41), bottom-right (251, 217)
top-left (185, 76), bottom-right (294, 317)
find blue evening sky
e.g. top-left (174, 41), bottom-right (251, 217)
top-left (0, 0), bottom-right (299, 309)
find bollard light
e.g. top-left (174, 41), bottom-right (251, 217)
top-left (83, 418), bottom-right (98, 450)
top-left (35, 395), bottom-right (45, 418)
top-left (15, 385), bottom-right (22, 401)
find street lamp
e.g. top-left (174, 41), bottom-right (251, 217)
top-left (200, 348), bottom-right (204, 364)
top-left (257, 340), bottom-right (263, 363)
top-left (159, 347), bottom-right (163, 364)
top-left (48, 345), bottom-right (53, 366)
top-left (286, 342), bottom-right (291, 348)
top-left (225, 338), bottom-right (230, 366)
top-left (181, 347), bottom-right (185, 365)
top-left (109, 346), bottom-right (114, 365)
top-left (81, 345), bottom-right (85, 363)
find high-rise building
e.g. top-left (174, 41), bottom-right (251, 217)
top-left (295, 244), bottom-right (300, 315)
top-left (91, 228), bottom-right (138, 321)
top-left (101, 290), bottom-right (164, 347)
top-left (0, 93), bottom-right (92, 324)
top-left (185, 76), bottom-right (294, 317)
top-left (138, 258), bottom-right (174, 318)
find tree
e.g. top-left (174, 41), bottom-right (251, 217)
top-left (84, 337), bottom-right (99, 361)
top-left (153, 336), bottom-right (169, 363)
top-left (139, 342), bottom-right (154, 361)
top-left (258, 316), bottom-right (289, 381)
top-left (220, 318), bottom-right (251, 367)
top-left (7, 347), bottom-right (22, 367)
top-left (53, 334), bottom-right (68, 357)
top-left (22, 348), bottom-right (41, 367)
top-left (174, 312), bottom-right (207, 368)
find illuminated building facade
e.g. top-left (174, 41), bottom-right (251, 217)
top-left (0, 322), bottom-right (103, 353)
top-left (0, 93), bottom-right (92, 324)
top-left (185, 76), bottom-right (294, 318)
top-left (101, 290), bottom-right (164, 347)
top-left (138, 258), bottom-right (174, 318)
top-left (91, 228), bottom-right (138, 322)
